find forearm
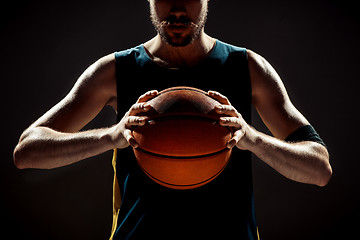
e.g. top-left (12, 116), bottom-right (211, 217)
top-left (247, 129), bottom-right (332, 186)
top-left (13, 91), bottom-right (157, 170)
top-left (13, 126), bottom-right (116, 169)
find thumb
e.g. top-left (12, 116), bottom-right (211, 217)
top-left (123, 129), bottom-right (138, 148)
top-left (227, 129), bottom-right (244, 149)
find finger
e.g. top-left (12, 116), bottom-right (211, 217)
top-left (219, 117), bottom-right (241, 127)
top-left (208, 90), bottom-right (231, 105)
top-left (125, 116), bottom-right (147, 128)
top-left (137, 90), bottom-right (159, 103)
top-left (215, 104), bottom-right (238, 117)
top-left (123, 129), bottom-right (138, 148)
top-left (129, 102), bottom-right (151, 116)
top-left (227, 129), bottom-right (244, 149)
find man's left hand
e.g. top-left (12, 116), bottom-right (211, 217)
top-left (208, 90), bottom-right (257, 150)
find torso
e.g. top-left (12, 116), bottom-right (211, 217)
top-left (111, 40), bottom-right (258, 240)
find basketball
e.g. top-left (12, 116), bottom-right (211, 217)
top-left (132, 87), bottom-right (233, 190)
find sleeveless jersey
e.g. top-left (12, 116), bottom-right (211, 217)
top-left (110, 40), bottom-right (259, 240)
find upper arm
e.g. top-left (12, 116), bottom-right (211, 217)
top-left (247, 49), bottom-right (309, 139)
top-left (29, 53), bottom-right (117, 133)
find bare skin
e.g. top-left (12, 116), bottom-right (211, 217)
top-left (13, 0), bottom-right (331, 186)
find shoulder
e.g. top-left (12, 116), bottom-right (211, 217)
top-left (85, 53), bottom-right (116, 78)
top-left (246, 49), bottom-right (286, 102)
top-left (63, 52), bottom-right (118, 112)
top-left (246, 49), bottom-right (274, 77)
top-left (74, 53), bottom-right (116, 97)
top-left (246, 49), bottom-right (265, 69)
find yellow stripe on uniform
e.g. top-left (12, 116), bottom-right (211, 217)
top-left (110, 149), bottom-right (121, 240)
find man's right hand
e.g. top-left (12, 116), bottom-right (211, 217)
top-left (111, 90), bottom-right (159, 149)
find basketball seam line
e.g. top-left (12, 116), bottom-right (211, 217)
top-left (159, 87), bottom-right (206, 95)
top-left (135, 147), bottom-right (230, 159)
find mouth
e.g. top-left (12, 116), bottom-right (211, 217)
top-left (161, 20), bottom-right (191, 26)
top-left (160, 21), bottom-right (198, 34)
top-left (160, 15), bottom-right (197, 28)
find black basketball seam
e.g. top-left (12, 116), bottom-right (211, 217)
top-left (135, 147), bottom-right (230, 159)
top-left (132, 115), bottom-right (233, 134)
top-left (133, 115), bottom-right (234, 157)
top-left (145, 114), bottom-right (220, 123)
top-left (159, 86), bottom-right (207, 95)
top-left (156, 86), bottom-right (222, 103)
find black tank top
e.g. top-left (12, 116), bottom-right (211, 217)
top-left (112, 40), bottom-right (258, 240)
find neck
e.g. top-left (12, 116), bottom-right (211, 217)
top-left (143, 31), bottom-right (216, 68)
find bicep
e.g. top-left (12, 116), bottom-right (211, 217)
top-left (30, 53), bottom-right (117, 133)
top-left (248, 50), bottom-right (309, 139)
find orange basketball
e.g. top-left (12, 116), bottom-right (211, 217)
top-left (132, 87), bottom-right (233, 190)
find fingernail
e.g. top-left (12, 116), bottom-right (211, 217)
top-left (227, 139), bottom-right (236, 149)
top-left (150, 90), bottom-right (158, 95)
top-left (143, 103), bottom-right (150, 110)
top-left (138, 117), bottom-right (146, 125)
top-left (215, 105), bottom-right (223, 113)
top-left (219, 117), bottom-right (227, 123)
top-left (129, 138), bottom-right (138, 148)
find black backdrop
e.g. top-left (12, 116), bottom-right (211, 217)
top-left (2, 0), bottom-right (359, 239)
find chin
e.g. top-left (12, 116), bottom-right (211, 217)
top-left (162, 31), bottom-right (197, 47)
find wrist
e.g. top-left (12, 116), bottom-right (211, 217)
top-left (240, 126), bottom-right (261, 151)
top-left (103, 125), bottom-right (120, 149)
top-left (107, 123), bottom-right (133, 149)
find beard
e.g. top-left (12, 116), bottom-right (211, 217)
top-left (150, 7), bottom-right (208, 47)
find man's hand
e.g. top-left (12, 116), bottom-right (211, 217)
top-left (111, 90), bottom-right (159, 149)
top-left (208, 90), bottom-right (256, 150)
top-left (209, 88), bottom-right (331, 187)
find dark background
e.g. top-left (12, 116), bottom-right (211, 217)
top-left (2, 0), bottom-right (359, 239)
